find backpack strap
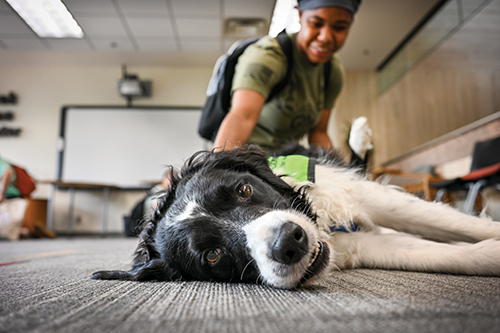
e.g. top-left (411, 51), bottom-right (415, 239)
top-left (267, 30), bottom-right (293, 101)
top-left (323, 57), bottom-right (331, 90)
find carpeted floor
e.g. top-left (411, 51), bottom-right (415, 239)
top-left (1, 237), bottom-right (500, 333)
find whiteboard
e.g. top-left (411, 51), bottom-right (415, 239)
top-left (58, 106), bottom-right (206, 188)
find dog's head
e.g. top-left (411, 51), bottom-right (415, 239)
top-left (92, 146), bottom-right (331, 289)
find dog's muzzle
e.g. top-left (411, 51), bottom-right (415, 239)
top-left (243, 210), bottom-right (331, 288)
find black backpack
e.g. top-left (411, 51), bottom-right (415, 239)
top-left (198, 31), bottom-right (331, 142)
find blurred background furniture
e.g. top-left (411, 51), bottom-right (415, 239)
top-left (372, 168), bottom-right (445, 201)
top-left (430, 135), bottom-right (500, 215)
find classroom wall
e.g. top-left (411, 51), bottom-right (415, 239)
top-left (0, 63), bottom-right (212, 233)
top-left (1, 64), bottom-right (212, 179)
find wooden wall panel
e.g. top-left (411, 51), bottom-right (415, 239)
top-left (332, 68), bottom-right (500, 167)
top-left (330, 1), bottom-right (500, 168)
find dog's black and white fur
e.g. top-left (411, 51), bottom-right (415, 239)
top-left (92, 145), bottom-right (500, 289)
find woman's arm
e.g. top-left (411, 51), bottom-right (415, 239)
top-left (308, 108), bottom-right (334, 150)
top-left (213, 89), bottom-right (265, 151)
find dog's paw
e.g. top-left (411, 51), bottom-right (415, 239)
top-left (91, 270), bottom-right (133, 280)
top-left (349, 116), bottom-right (373, 159)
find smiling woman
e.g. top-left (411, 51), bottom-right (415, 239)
top-left (213, 0), bottom-right (363, 155)
top-left (296, 7), bottom-right (353, 65)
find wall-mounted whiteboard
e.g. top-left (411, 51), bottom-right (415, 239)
top-left (58, 106), bottom-right (207, 188)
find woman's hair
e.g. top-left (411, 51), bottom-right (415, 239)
top-left (297, 0), bottom-right (362, 15)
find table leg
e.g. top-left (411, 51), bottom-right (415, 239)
top-left (101, 187), bottom-right (110, 236)
top-left (68, 187), bottom-right (75, 236)
top-left (463, 180), bottom-right (486, 215)
top-left (46, 183), bottom-right (56, 230)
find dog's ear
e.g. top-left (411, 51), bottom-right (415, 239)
top-left (90, 261), bottom-right (179, 281)
top-left (91, 221), bottom-right (181, 281)
top-left (91, 259), bottom-right (180, 281)
top-left (91, 220), bottom-right (175, 281)
top-left (92, 168), bottom-right (183, 282)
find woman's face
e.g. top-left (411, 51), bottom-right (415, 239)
top-left (296, 7), bottom-right (353, 65)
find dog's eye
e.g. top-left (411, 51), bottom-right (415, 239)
top-left (237, 184), bottom-right (252, 200)
top-left (206, 249), bottom-right (221, 264)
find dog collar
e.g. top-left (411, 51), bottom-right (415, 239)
top-left (268, 155), bottom-right (316, 183)
top-left (329, 224), bottom-right (360, 232)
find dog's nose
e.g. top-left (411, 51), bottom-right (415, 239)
top-left (272, 222), bottom-right (308, 265)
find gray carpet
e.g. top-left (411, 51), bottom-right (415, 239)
top-left (1, 237), bottom-right (500, 333)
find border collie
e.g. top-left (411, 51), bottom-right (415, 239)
top-left (92, 145), bottom-right (500, 289)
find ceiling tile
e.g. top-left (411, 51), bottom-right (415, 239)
top-left (0, 37), bottom-right (47, 50)
top-left (0, 14), bottom-right (35, 35)
top-left (117, 0), bottom-right (169, 15)
top-left (63, 0), bottom-right (117, 14)
top-left (224, 0), bottom-right (275, 19)
top-left (176, 18), bottom-right (221, 38)
top-left (0, 1), bottom-right (13, 11)
top-left (90, 38), bottom-right (135, 51)
top-left (135, 39), bottom-right (178, 51)
top-left (181, 39), bottom-right (221, 52)
top-left (77, 17), bottom-right (129, 37)
top-left (45, 38), bottom-right (93, 50)
top-left (126, 17), bottom-right (174, 37)
top-left (170, 0), bottom-right (220, 16)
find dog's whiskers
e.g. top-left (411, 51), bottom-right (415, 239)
top-left (272, 197), bottom-right (285, 210)
top-left (240, 259), bottom-right (256, 281)
top-left (255, 274), bottom-right (265, 285)
top-left (290, 195), bottom-right (300, 210)
top-left (301, 204), bottom-right (313, 218)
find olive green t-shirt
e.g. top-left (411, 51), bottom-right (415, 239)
top-left (231, 33), bottom-right (344, 151)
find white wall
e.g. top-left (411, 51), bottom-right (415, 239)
top-left (0, 62), bottom-right (213, 233)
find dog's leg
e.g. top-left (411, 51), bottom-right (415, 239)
top-left (311, 166), bottom-right (500, 242)
top-left (332, 231), bottom-right (500, 276)
top-left (351, 180), bottom-right (500, 243)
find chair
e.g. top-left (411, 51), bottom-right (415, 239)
top-left (11, 164), bottom-right (55, 238)
top-left (371, 167), bottom-right (445, 201)
top-left (430, 135), bottom-right (500, 214)
top-left (12, 164), bottom-right (37, 198)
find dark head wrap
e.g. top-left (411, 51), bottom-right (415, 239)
top-left (298, 0), bottom-right (362, 15)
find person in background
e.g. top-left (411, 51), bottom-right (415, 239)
top-left (0, 156), bottom-right (55, 239)
top-left (0, 156), bottom-right (21, 203)
top-left (213, 0), bottom-right (369, 159)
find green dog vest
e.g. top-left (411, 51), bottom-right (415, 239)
top-left (268, 155), bottom-right (316, 183)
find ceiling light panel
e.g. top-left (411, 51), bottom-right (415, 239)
top-left (6, 0), bottom-right (84, 38)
